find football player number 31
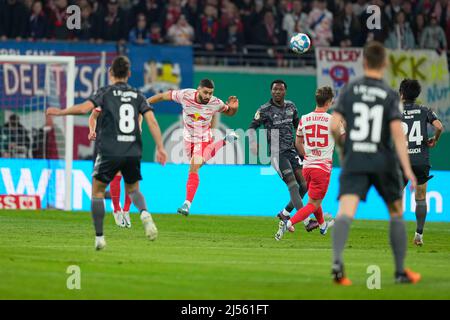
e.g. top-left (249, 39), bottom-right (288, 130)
top-left (119, 104), bottom-right (135, 134)
top-left (350, 103), bottom-right (383, 143)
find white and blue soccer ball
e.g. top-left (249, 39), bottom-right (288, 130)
top-left (289, 33), bottom-right (311, 54)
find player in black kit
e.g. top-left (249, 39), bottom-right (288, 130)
top-left (399, 79), bottom-right (444, 246)
top-left (249, 80), bottom-right (319, 232)
top-left (47, 56), bottom-right (168, 250)
top-left (330, 42), bottom-right (420, 285)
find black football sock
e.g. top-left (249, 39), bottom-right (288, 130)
top-left (128, 190), bottom-right (147, 213)
top-left (284, 201), bottom-right (294, 213)
top-left (332, 215), bottom-right (352, 265)
top-left (415, 200), bottom-right (427, 234)
top-left (287, 181), bottom-right (304, 210)
top-left (91, 197), bottom-right (105, 237)
top-left (390, 216), bottom-right (407, 275)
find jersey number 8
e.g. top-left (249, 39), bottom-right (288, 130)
top-left (119, 104), bottom-right (135, 134)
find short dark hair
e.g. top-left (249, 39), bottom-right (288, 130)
top-left (363, 41), bottom-right (386, 70)
top-left (315, 86), bottom-right (334, 107)
top-left (111, 56), bottom-right (130, 79)
top-left (199, 79), bottom-right (215, 89)
top-left (399, 79), bottom-right (421, 101)
top-left (271, 79), bottom-right (287, 90)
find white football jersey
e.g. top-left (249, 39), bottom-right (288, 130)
top-left (297, 111), bottom-right (340, 173)
top-left (171, 89), bottom-right (227, 142)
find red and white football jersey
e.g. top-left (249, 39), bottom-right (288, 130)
top-left (297, 111), bottom-right (340, 173)
top-left (171, 89), bottom-right (227, 143)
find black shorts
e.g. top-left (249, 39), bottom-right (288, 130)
top-left (93, 154), bottom-right (142, 185)
top-left (271, 148), bottom-right (303, 180)
top-left (339, 168), bottom-right (404, 204)
top-left (410, 165), bottom-right (432, 185)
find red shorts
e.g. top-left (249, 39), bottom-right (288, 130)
top-left (303, 167), bottom-right (331, 200)
top-left (185, 140), bottom-right (213, 159)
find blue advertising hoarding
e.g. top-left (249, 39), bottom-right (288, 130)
top-left (0, 158), bottom-right (448, 222)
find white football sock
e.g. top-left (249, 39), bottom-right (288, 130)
top-left (303, 217), bottom-right (311, 226)
top-left (184, 200), bottom-right (191, 208)
top-left (282, 209), bottom-right (290, 216)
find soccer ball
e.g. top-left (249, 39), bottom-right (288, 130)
top-left (289, 33), bottom-right (311, 54)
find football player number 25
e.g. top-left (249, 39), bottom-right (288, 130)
top-left (305, 124), bottom-right (328, 147)
top-left (119, 104), bottom-right (135, 134)
top-left (350, 103), bottom-right (383, 142)
top-left (402, 120), bottom-right (423, 146)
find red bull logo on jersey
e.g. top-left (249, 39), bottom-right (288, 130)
top-left (188, 113), bottom-right (208, 122)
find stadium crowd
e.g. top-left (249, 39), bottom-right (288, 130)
top-left (0, 0), bottom-right (449, 52)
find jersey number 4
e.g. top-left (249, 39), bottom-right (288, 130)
top-left (305, 124), bottom-right (329, 147)
top-left (119, 104), bottom-right (135, 134)
top-left (402, 121), bottom-right (423, 146)
top-left (350, 103), bottom-right (383, 143)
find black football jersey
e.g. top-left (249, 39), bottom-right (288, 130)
top-left (402, 102), bottom-right (438, 166)
top-left (249, 99), bottom-right (300, 154)
top-left (334, 77), bottom-right (402, 172)
top-left (88, 82), bottom-right (153, 157)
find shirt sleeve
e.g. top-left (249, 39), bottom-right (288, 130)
top-left (292, 106), bottom-right (300, 130)
top-left (138, 93), bottom-right (154, 115)
top-left (333, 85), bottom-right (347, 117)
top-left (426, 107), bottom-right (438, 124)
top-left (170, 89), bottom-right (187, 104)
top-left (249, 108), bottom-right (263, 130)
top-left (387, 92), bottom-right (403, 122)
top-left (296, 116), bottom-right (304, 137)
top-left (88, 87), bottom-right (108, 110)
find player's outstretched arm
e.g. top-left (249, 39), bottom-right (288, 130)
top-left (147, 91), bottom-right (172, 105)
top-left (88, 110), bottom-right (100, 141)
top-left (46, 101), bottom-right (95, 116)
top-left (222, 96), bottom-right (239, 116)
top-left (143, 110), bottom-right (168, 165)
top-left (391, 119), bottom-right (417, 190)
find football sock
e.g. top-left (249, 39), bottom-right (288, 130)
top-left (184, 200), bottom-right (192, 209)
top-left (110, 175), bottom-right (122, 212)
top-left (91, 197), bottom-right (105, 237)
top-left (415, 200), bottom-right (427, 234)
top-left (290, 203), bottom-right (317, 225)
top-left (203, 140), bottom-right (226, 162)
top-left (186, 172), bottom-right (200, 203)
top-left (287, 181), bottom-right (303, 210)
top-left (284, 201), bottom-right (294, 213)
top-left (282, 208), bottom-right (290, 216)
top-left (332, 215), bottom-right (352, 265)
top-left (303, 217), bottom-right (311, 226)
top-left (128, 190), bottom-right (147, 212)
top-left (314, 206), bottom-right (325, 225)
top-left (390, 216), bottom-right (407, 274)
top-left (123, 192), bottom-right (132, 212)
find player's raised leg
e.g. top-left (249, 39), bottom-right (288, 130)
top-left (91, 178), bottom-right (108, 250)
top-left (178, 153), bottom-right (203, 216)
top-left (110, 173), bottom-right (125, 228)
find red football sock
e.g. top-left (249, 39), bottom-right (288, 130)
top-left (110, 175), bottom-right (122, 212)
top-left (290, 203), bottom-right (317, 226)
top-left (314, 206), bottom-right (325, 225)
top-left (186, 172), bottom-right (200, 202)
top-left (123, 192), bottom-right (132, 212)
top-left (203, 140), bottom-right (226, 162)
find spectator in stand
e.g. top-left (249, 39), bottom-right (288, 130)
top-left (95, 0), bottom-right (128, 43)
top-left (197, 5), bottom-right (219, 51)
top-left (220, 2), bottom-right (244, 32)
top-left (222, 22), bottom-right (245, 53)
top-left (29, 0), bottom-right (49, 40)
top-left (263, 0), bottom-right (282, 26)
top-left (420, 13), bottom-right (447, 52)
top-left (132, 0), bottom-right (163, 30)
top-left (0, 0), bottom-right (30, 40)
top-left (238, 0), bottom-right (257, 44)
top-left (183, 0), bottom-right (200, 32)
top-left (164, 0), bottom-right (183, 32)
top-left (333, 1), bottom-right (362, 47)
top-left (73, 0), bottom-right (96, 41)
top-left (32, 115), bottom-right (63, 159)
top-left (385, 0), bottom-right (403, 23)
top-left (433, 0), bottom-right (450, 31)
top-left (47, 0), bottom-right (73, 40)
top-left (418, 0), bottom-right (435, 17)
top-left (254, 10), bottom-right (286, 46)
top-left (150, 22), bottom-right (164, 44)
top-left (167, 14), bottom-right (194, 45)
top-left (129, 13), bottom-right (150, 45)
top-left (352, 0), bottom-right (368, 17)
top-left (308, 0), bottom-right (333, 47)
top-left (360, 0), bottom-right (390, 44)
top-left (402, 1), bottom-right (415, 26)
top-left (2, 114), bottom-right (31, 158)
top-left (282, 0), bottom-right (309, 44)
top-left (385, 10), bottom-right (416, 49)
top-left (412, 13), bottom-right (427, 45)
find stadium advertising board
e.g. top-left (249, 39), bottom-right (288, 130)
top-left (0, 159), bottom-right (448, 222)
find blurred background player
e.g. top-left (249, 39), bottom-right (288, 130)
top-left (399, 79), bottom-right (444, 246)
top-left (330, 42), bottom-right (420, 285)
top-left (47, 56), bottom-right (168, 250)
top-left (249, 80), bottom-right (319, 233)
top-left (276, 86), bottom-right (342, 240)
top-left (147, 79), bottom-right (239, 216)
top-left (89, 110), bottom-right (143, 228)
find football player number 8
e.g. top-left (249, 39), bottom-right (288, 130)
top-left (119, 104), bottom-right (135, 134)
top-left (350, 103), bottom-right (383, 143)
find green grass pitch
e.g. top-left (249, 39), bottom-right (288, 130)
top-left (0, 210), bottom-right (449, 299)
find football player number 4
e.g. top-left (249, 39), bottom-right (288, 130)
top-left (350, 103), bottom-right (383, 143)
top-left (402, 120), bottom-right (423, 146)
top-left (119, 104), bottom-right (135, 134)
